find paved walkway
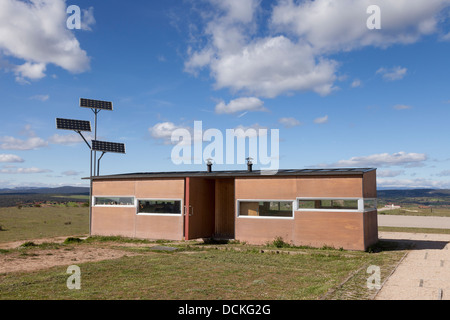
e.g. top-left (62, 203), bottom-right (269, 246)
top-left (378, 215), bottom-right (450, 229)
top-left (375, 232), bottom-right (450, 300)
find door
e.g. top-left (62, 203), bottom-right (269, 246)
top-left (214, 179), bottom-right (235, 239)
top-left (184, 177), bottom-right (215, 240)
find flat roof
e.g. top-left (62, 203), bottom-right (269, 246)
top-left (87, 168), bottom-right (376, 180)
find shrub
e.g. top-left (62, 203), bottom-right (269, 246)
top-left (20, 241), bottom-right (38, 248)
top-left (64, 237), bottom-right (83, 244)
top-left (272, 236), bottom-right (290, 248)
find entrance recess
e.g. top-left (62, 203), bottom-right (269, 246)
top-left (184, 177), bottom-right (235, 240)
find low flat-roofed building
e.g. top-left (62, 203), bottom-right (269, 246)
top-left (88, 168), bottom-right (378, 251)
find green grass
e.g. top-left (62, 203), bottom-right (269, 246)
top-left (378, 207), bottom-right (450, 217)
top-left (52, 195), bottom-right (89, 200)
top-left (0, 238), bottom-right (406, 300)
top-left (379, 226), bottom-right (450, 235)
top-left (0, 206), bottom-right (89, 243)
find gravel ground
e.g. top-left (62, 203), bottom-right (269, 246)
top-left (375, 232), bottom-right (450, 300)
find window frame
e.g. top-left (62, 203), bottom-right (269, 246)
top-left (136, 198), bottom-right (184, 216)
top-left (93, 196), bottom-right (136, 208)
top-left (236, 199), bottom-right (295, 220)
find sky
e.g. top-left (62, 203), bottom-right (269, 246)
top-left (1, 0), bottom-right (450, 189)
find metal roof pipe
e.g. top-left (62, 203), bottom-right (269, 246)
top-left (206, 158), bottom-right (213, 173)
top-left (246, 157), bottom-right (253, 172)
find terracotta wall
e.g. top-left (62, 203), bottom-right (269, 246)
top-left (91, 178), bottom-right (185, 240)
top-left (234, 175), bottom-right (378, 251)
top-left (293, 211), bottom-right (364, 250)
top-left (363, 170), bottom-right (377, 198)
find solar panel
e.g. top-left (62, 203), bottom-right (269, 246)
top-left (80, 98), bottom-right (113, 111)
top-left (92, 140), bottom-right (126, 154)
top-left (56, 118), bottom-right (92, 132)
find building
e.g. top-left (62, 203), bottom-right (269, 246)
top-left (89, 167), bottom-right (378, 251)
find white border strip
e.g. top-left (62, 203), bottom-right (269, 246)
top-left (92, 195), bottom-right (136, 208)
top-left (236, 199), bottom-right (295, 220)
top-left (136, 198), bottom-right (183, 216)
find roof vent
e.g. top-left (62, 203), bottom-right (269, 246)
top-left (246, 157), bottom-right (253, 172)
top-left (206, 158), bottom-right (213, 173)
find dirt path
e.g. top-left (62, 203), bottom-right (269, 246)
top-left (0, 246), bottom-right (141, 274)
top-left (0, 236), bottom-right (86, 250)
top-left (0, 236), bottom-right (147, 274)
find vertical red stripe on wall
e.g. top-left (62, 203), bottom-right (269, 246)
top-left (184, 177), bottom-right (190, 240)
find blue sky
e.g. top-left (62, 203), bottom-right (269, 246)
top-left (1, 0), bottom-right (450, 189)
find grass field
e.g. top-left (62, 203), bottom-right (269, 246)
top-left (0, 206), bottom-right (409, 300)
top-left (0, 206), bottom-right (89, 243)
top-left (378, 206), bottom-right (450, 217)
top-left (0, 237), bottom-right (406, 300)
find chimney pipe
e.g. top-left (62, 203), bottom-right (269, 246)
top-left (206, 159), bottom-right (213, 173)
top-left (246, 157), bottom-right (253, 172)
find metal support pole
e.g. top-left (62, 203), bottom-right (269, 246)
top-left (89, 147), bottom-right (93, 237)
top-left (97, 152), bottom-right (105, 176)
top-left (92, 109), bottom-right (100, 177)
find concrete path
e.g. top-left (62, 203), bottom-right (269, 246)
top-left (378, 215), bottom-right (450, 229)
top-left (375, 232), bottom-right (450, 300)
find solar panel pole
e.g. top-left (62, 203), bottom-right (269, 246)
top-left (79, 98), bottom-right (114, 177)
top-left (92, 109), bottom-right (100, 177)
top-left (55, 118), bottom-right (93, 237)
top-left (97, 152), bottom-right (105, 176)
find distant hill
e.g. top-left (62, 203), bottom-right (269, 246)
top-left (377, 189), bottom-right (450, 198)
top-left (377, 189), bottom-right (450, 206)
top-left (0, 186), bottom-right (90, 195)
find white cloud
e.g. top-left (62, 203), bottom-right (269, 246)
top-left (271, 0), bottom-right (449, 53)
top-left (30, 94), bottom-right (50, 102)
top-left (185, 0), bottom-right (450, 98)
top-left (393, 104), bottom-right (412, 110)
top-left (278, 117), bottom-right (301, 128)
top-left (150, 122), bottom-right (189, 142)
top-left (376, 66), bottom-right (408, 81)
top-left (81, 7), bottom-right (96, 31)
top-left (15, 62), bottom-right (46, 83)
top-left (185, 1), bottom-right (338, 98)
top-left (351, 79), bottom-right (362, 88)
top-left (378, 169), bottom-right (406, 178)
top-left (437, 170), bottom-right (450, 177)
top-left (314, 115), bottom-right (329, 124)
top-left (48, 133), bottom-right (94, 146)
top-left (62, 170), bottom-right (83, 176)
top-left (0, 0), bottom-right (90, 82)
top-left (0, 167), bottom-right (52, 174)
top-left (0, 154), bottom-right (24, 163)
top-left (317, 151), bottom-right (427, 168)
top-left (378, 178), bottom-right (450, 189)
top-left (215, 97), bottom-right (267, 114)
top-left (0, 136), bottom-right (48, 150)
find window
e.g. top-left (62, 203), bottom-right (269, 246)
top-left (137, 200), bottom-right (182, 215)
top-left (94, 197), bottom-right (134, 206)
top-left (297, 199), bottom-right (359, 210)
top-left (238, 201), bottom-right (293, 218)
top-left (364, 199), bottom-right (377, 210)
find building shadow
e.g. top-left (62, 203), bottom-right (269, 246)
top-left (378, 238), bottom-right (449, 251)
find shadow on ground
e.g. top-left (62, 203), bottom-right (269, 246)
top-left (379, 238), bottom-right (449, 251)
